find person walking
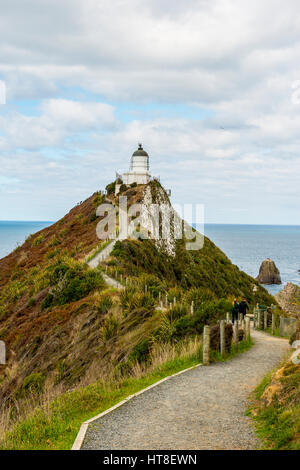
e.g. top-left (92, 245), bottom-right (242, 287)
top-left (239, 298), bottom-right (249, 319)
top-left (231, 299), bottom-right (239, 324)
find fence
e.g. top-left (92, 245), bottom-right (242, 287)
top-left (253, 304), bottom-right (298, 338)
top-left (202, 316), bottom-right (251, 366)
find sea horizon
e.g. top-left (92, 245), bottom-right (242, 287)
top-left (1, 221), bottom-right (299, 296)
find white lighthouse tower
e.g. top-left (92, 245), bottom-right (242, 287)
top-left (123, 144), bottom-right (151, 185)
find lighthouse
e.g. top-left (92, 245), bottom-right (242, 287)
top-left (122, 144), bottom-right (151, 185)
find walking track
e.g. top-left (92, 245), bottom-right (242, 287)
top-left (81, 329), bottom-right (289, 450)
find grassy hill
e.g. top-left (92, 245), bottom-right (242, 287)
top-left (0, 180), bottom-right (277, 448)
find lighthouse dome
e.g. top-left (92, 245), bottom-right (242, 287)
top-left (130, 143), bottom-right (149, 172)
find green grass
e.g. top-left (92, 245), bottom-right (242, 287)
top-left (251, 404), bottom-right (300, 450)
top-left (0, 356), bottom-right (199, 450)
top-left (264, 327), bottom-right (283, 338)
top-left (211, 337), bottom-right (254, 363)
top-left (1, 338), bottom-right (255, 450)
top-left (248, 361), bottom-right (300, 450)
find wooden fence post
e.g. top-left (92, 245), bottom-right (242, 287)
top-left (165, 294), bottom-right (168, 308)
top-left (272, 313), bottom-right (275, 335)
top-left (220, 320), bottom-right (225, 358)
top-left (190, 301), bottom-right (194, 315)
top-left (226, 312), bottom-right (230, 324)
top-left (233, 321), bottom-right (239, 346)
top-left (264, 311), bottom-right (268, 330)
top-left (203, 326), bottom-right (210, 366)
top-left (246, 317), bottom-right (251, 340)
top-left (173, 296), bottom-right (176, 306)
top-left (257, 310), bottom-right (262, 330)
top-left (242, 319), bottom-right (246, 339)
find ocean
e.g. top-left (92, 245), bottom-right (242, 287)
top-left (0, 221), bottom-right (299, 295)
top-left (0, 221), bottom-right (53, 260)
top-left (204, 224), bottom-right (300, 295)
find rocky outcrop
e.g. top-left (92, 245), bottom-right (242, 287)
top-left (275, 282), bottom-right (300, 317)
top-left (256, 258), bottom-right (282, 285)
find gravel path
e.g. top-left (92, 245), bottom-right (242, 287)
top-left (81, 329), bottom-right (289, 450)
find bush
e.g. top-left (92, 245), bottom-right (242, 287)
top-left (137, 273), bottom-right (165, 298)
top-left (41, 259), bottom-right (104, 309)
top-left (89, 212), bottom-right (98, 222)
top-left (105, 181), bottom-right (116, 195)
top-left (128, 338), bottom-right (152, 364)
top-left (119, 184), bottom-right (128, 193)
top-left (167, 304), bottom-right (188, 321)
top-left (120, 288), bottom-right (155, 316)
top-left (17, 373), bottom-right (45, 398)
top-left (100, 315), bottom-right (118, 342)
top-left (32, 235), bottom-right (44, 247)
top-left (167, 287), bottom-right (183, 303)
top-left (98, 296), bottom-right (113, 314)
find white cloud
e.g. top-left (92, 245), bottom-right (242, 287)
top-left (0, 0), bottom-right (300, 223)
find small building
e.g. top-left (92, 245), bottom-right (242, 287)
top-left (122, 144), bottom-right (151, 185)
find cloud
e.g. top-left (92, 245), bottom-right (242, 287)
top-left (0, 99), bottom-right (116, 150)
top-left (0, 0), bottom-right (300, 224)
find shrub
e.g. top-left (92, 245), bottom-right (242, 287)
top-left (167, 304), bottom-right (188, 321)
top-left (93, 194), bottom-right (105, 207)
top-left (183, 287), bottom-right (216, 308)
top-left (27, 297), bottom-right (36, 308)
top-left (41, 259), bottom-right (104, 309)
top-left (167, 287), bottom-right (183, 303)
top-left (100, 315), bottom-right (118, 342)
top-left (98, 296), bottom-right (113, 314)
top-left (17, 373), bottom-right (45, 398)
top-left (137, 273), bottom-right (165, 298)
top-left (128, 338), bottom-right (152, 364)
top-left (89, 212), bottom-right (98, 222)
top-left (48, 237), bottom-right (61, 247)
top-left (120, 288), bottom-right (155, 316)
top-left (119, 184), bottom-right (128, 193)
top-left (105, 181), bottom-right (116, 195)
top-left (32, 235), bottom-right (44, 247)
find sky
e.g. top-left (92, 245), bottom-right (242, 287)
top-left (0, 0), bottom-right (300, 224)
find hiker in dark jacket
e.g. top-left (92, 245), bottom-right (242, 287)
top-left (239, 298), bottom-right (249, 319)
top-left (231, 299), bottom-right (239, 324)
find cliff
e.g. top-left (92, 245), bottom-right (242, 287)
top-left (275, 282), bottom-right (300, 317)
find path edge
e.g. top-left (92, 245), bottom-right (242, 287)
top-left (71, 362), bottom-right (202, 450)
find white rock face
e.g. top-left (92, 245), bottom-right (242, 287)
top-left (140, 184), bottom-right (177, 257)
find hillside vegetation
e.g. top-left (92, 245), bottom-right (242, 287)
top-left (0, 180), bottom-right (276, 448)
top-left (249, 355), bottom-right (300, 450)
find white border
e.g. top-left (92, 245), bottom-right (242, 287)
top-left (72, 363), bottom-right (202, 450)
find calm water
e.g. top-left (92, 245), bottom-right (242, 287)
top-left (204, 224), bottom-right (300, 295)
top-left (0, 221), bottom-right (299, 295)
top-left (0, 221), bottom-right (52, 260)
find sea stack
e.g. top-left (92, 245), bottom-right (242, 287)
top-left (256, 258), bottom-right (282, 285)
